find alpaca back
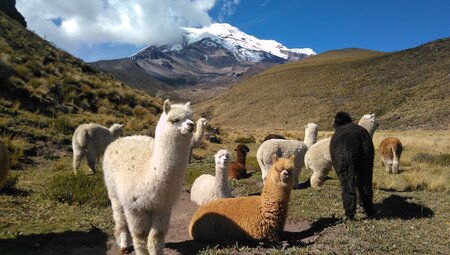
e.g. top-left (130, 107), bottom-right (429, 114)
top-left (190, 174), bottom-right (217, 205)
top-left (0, 141), bottom-right (10, 188)
top-left (73, 123), bottom-right (113, 152)
top-left (304, 137), bottom-right (332, 170)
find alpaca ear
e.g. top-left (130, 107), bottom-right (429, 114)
top-left (272, 154), bottom-right (279, 164)
top-left (185, 102), bottom-right (191, 107)
top-left (163, 99), bottom-right (171, 113)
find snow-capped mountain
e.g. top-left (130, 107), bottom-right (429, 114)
top-left (92, 23), bottom-right (315, 101)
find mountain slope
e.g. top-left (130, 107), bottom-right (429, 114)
top-left (196, 39), bottom-right (450, 130)
top-left (91, 23), bottom-right (315, 101)
top-left (0, 12), bottom-right (162, 167)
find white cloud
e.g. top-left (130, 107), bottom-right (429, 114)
top-left (217, 0), bottom-right (240, 22)
top-left (16, 0), bottom-right (218, 52)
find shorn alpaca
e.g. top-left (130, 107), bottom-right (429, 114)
top-left (305, 114), bottom-right (378, 188)
top-left (102, 100), bottom-right (194, 255)
top-left (379, 137), bottom-right (403, 174)
top-left (189, 117), bottom-right (207, 162)
top-left (257, 123), bottom-right (318, 188)
top-left (72, 123), bottom-right (123, 174)
top-left (330, 112), bottom-right (375, 219)
top-left (190, 150), bottom-right (232, 206)
top-left (0, 140), bottom-right (10, 188)
top-left (228, 144), bottom-right (251, 180)
top-left (189, 155), bottom-right (296, 242)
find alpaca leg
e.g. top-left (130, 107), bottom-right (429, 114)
top-left (72, 146), bottom-right (85, 175)
top-left (335, 165), bottom-right (357, 219)
top-left (125, 209), bottom-right (151, 255)
top-left (110, 195), bottom-right (131, 253)
top-left (392, 160), bottom-right (400, 174)
top-left (293, 167), bottom-right (301, 189)
top-left (310, 170), bottom-right (323, 189)
top-left (86, 150), bottom-right (97, 174)
top-left (147, 211), bottom-right (171, 255)
top-left (385, 159), bottom-right (393, 173)
top-left (356, 170), bottom-right (375, 217)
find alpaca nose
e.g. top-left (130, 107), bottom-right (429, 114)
top-left (187, 121), bottom-right (195, 131)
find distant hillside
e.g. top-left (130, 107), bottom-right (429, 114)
top-left (0, 12), bottom-right (162, 168)
top-left (196, 39), bottom-right (450, 130)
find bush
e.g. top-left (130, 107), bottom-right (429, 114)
top-left (234, 136), bottom-right (256, 144)
top-left (46, 172), bottom-right (109, 207)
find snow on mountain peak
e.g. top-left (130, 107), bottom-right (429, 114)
top-left (132, 23), bottom-right (315, 62)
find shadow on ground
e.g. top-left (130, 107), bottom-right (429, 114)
top-left (376, 194), bottom-right (434, 220)
top-left (0, 227), bottom-right (108, 255)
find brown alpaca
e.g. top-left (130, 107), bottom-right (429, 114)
top-left (378, 137), bottom-right (403, 174)
top-left (228, 144), bottom-right (250, 180)
top-left (189, 155), bottom-right (296, 242)
top-left (263, 134), bottom-right (286, 142)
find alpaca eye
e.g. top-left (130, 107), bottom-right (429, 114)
top-left (172, 118), bottom-right (180, 123)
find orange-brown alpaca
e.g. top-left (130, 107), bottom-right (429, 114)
top-left (378, 137), bottom-right (403, 174)
top-left (228, 144), bottom-right (250, 180)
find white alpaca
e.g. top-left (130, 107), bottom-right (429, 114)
top-left (190, 149), bottom-right (232, 206)
top-left (102, 100), bottom-right (194, 255)
top-left (189, 117), bottom-right (207, 162)
top-left (0, 141), bottom-right (10, 188)
top-left (72, 123), bottom-right (124, 174)
top-left (305, 114), bottom-right (379, 188)
top-left (257, 123), bottom-right (318, 188)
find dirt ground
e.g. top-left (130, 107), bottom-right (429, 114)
top-left (105, 191), bottom-right (318, 255)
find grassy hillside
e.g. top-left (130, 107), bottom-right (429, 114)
top-left (196, 40), bottom-right (450, 130)
top-left (0, 12), bottom-right (162, 168)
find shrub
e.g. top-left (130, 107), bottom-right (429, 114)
top-left (234, 136), bottom-right (256, 144)
top-left (46, 172), bottom-right (109, 207)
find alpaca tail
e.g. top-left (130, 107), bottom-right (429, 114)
top-left (391, 146), bottom-right (400, 174)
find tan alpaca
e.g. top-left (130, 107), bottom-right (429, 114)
top-left (189, 155), bottom-right (296, 242)
top-left (379, 137), bottom-right (403, 174)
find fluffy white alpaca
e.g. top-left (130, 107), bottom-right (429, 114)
top-left (0, 140), bottom-right (10, 188)
top-left (72, 123), bottom-right (123, 174)
top-left (305, 114), bottom-right (379, 188)
top-left (189, 117), bottom-right (207, 162)
top-left (257, 123), bottom-right (318, 189)
top-left (190, 149), bottom-right (232, 206)
top-left (102, 100), bottom-right (194, 255)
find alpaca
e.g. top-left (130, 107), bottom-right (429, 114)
top-left (305, 114), bottom-right (379, 188)
top-left (257, 123), bottom-right (318, 188)
top-left (228, 144), bottom-right (251, 180)
top-left (0, 141), bottom-right (10, 188)
top-left (189, 117), bottom-right (207, 162)
top-left (72, 123), bottom-right (124, 174)
top-left (189, 155), bottom-right (296, 242)
top-left (190, 150), bottom-right (232, 206)
top-left (330, 112), bottom-right (375, 219)
top-left (102, 100), bottom-right (194, 255)
top-left (263, 134), bottom-right (286, 142)
top-left (379, 137), bottom-right (403, 174)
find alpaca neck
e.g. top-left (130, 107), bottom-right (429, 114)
top-left (192, 123), bottom-right (205, 147)
top-left (149, 128), bottom-right (192, 183)
top-left (260, 181), bottom-right (291, 227)
top-left (236, 152), bottom-right (246, 164)
top-left (358, 121), bottom-right (377, 138)
top-left (304, 130), bottom-right (317, 149)
top-left (214, 164), bottom-right (231, 197)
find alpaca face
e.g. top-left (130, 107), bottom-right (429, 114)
top-left (159, 100), bottom-right (194, 136)
top-left (269, 157), bottom-right (296, 188)
top-left (198, 118), bottom-right (208, 127)
top-left (109, 123), bottom-right (124, 136)
top-left (360, 114), bottom-right (379, 129)
top-left (215, 150), bottom-right (231, 166)
top-left (236, 144), bottom-right (250, 155)
top-left (305, 123), bottom-right (318, 133)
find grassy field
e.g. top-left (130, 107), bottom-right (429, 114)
top-left (1, 129), bottom-right (449, 254)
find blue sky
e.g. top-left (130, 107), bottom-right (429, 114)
top-left (17, 0), bottom-right (450, 62)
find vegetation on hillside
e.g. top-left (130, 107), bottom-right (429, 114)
top-left (0, 12), bottom-right (162, 168)
top-left (196, 40), bottom-right (450, 130)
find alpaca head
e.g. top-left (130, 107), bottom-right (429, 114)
top-left (358, 114), bottom-right (379, 135)
top-left (197, 118), bottom-right (208, 128)
top-left (156, 99), bottom-right (194, 137)
top-left (304, 123), bottom-right (318, 148)
top-left (235, 144), bottom-right (250, 156)
top-left (268, 155), bottom-right (296, 188)
top-left (215, 149), bottom-right (231, 167)
top-left (109, 123), bottom-right (124, 138)
top-left (333, 112), bottom-right (353, 128)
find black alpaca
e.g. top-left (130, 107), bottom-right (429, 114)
top-left (330, 112), bottom-right (376, 219)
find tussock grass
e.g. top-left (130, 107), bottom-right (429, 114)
top-left (46, 172), bottom-right (109, 207)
